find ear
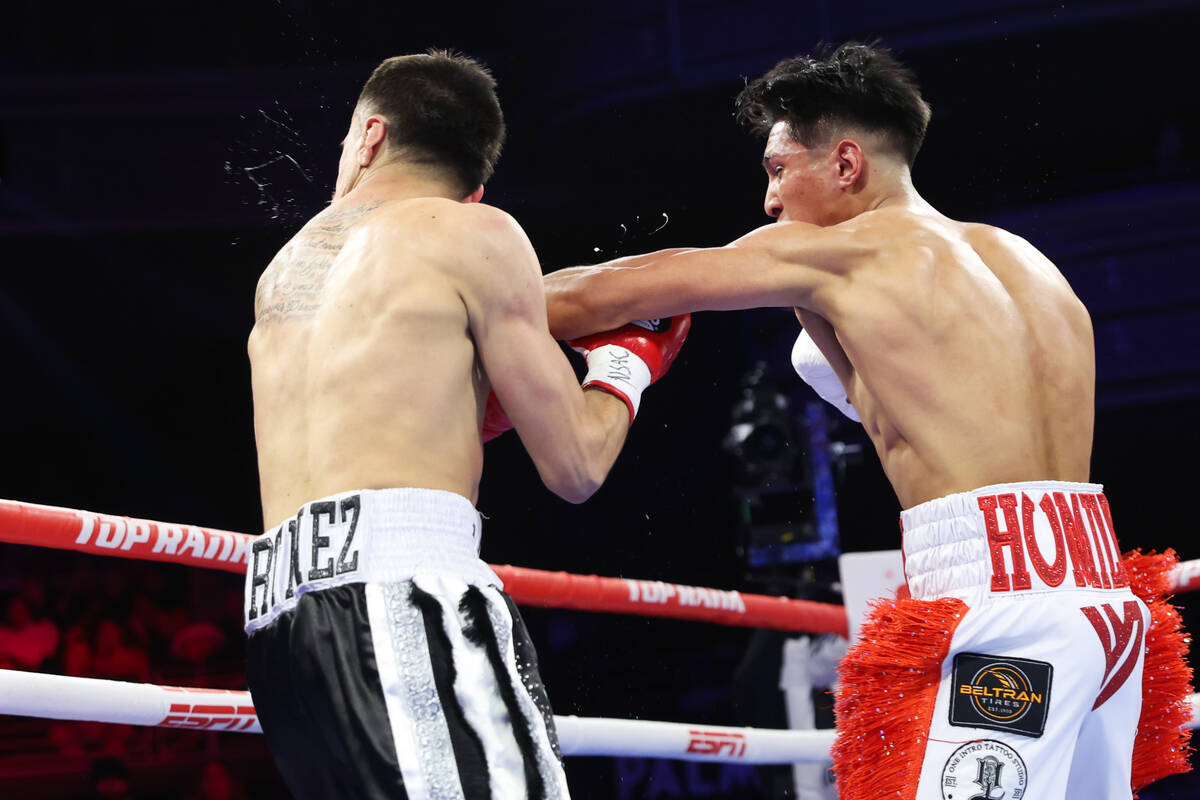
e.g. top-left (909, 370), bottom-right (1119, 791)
top-left (359, 115), bottom-right (388, 167)
top-left (462, 185), bottom-right (485, 204)
top-left (833, 139), bottom-right (865, 189)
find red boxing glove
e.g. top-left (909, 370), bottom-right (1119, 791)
top-left (482, 391), bottom-right (514, 442)
top-left (567, 315), bottom-right (691, 421)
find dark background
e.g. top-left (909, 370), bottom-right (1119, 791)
top-left (2, 1), bottom-right (1199, 797)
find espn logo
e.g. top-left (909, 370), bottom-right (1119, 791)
top-left (159, 688), bottom-right (258, 731)
top-left (686, 730), bottom-right (747, 758)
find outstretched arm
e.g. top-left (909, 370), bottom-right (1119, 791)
top-left (544, 221), bottom-right (863, 339)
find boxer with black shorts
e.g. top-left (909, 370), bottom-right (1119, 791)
top-left (244, 51), bottom-right (688, 799)
top-left (542, 42), bottom-right (1191, 799)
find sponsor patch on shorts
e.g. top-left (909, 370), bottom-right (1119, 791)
top-left (949, 652), bottom-right (1052, 737)
top-left (941, 739), bottom-right (1027, 800)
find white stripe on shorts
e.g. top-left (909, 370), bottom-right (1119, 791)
top-left (367, 581), bottom-right (465, 800)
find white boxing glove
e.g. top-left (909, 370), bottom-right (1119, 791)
top-left (791, 329), bottom-right (861, 422)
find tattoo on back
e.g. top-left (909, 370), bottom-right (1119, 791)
top-left (254, 202), bottom-right (383, 324)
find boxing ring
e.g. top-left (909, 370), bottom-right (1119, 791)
top-left (0, 497), bottom-right (1195, 770)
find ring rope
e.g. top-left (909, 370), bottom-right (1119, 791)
top-left (0, 669), bottom-right (838, 764)
top-left (1171, 558), bottom-right (1200, 593)
top-left (0, 498), bottom-right (848, 635)
top-left (2, 669), bottom-right (1197, 763)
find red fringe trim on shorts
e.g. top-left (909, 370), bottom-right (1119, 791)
top-left (831, 596), bottom-right (967, 800)
top-left (1123, 549), bottom-right (1194, 793)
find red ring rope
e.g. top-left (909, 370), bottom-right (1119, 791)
top-left (0, 498), bottom-right (849, 635)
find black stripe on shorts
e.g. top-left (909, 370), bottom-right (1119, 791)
top-left (462, 586), bottom-right (549, 800)
top-left (246, 583), bottom-right (410, 800)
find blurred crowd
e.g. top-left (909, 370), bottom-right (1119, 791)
top-left (0, 550), bottom-right (255, 798)
top-left (88, 756), bottom-right (249, 800)
top-left (0, 556), bottom-right (246, 672)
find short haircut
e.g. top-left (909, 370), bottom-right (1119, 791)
top-left (735, 42), bottom-right (932, 166)
top-left (357, 50), bottom-right (505, 192)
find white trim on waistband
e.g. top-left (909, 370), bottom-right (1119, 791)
top-left (243, 488), bottom-right (499, 632)
top-left (901, 480), bottom-right (1125, 602)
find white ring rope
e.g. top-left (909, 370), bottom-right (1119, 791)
top-left (0, 669), bottom-right (260, 732)
top-left (555, 716), bottom-right (836, 763)
top-left (3, 668), bottom-right (1198, 764)
top-left (0, 668), bottom-right (838, 763)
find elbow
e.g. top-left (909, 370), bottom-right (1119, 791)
top-left (558, 480), bottom-right (601, 505)
top-left (545, 463), bottom-right (606, 504)
top-left (540, 444), bottom-right (610, 504)
top-left (530, 396), bottom-right (621, 503)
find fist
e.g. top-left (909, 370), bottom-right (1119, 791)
top-left (568, 316), bottom-right (690, 383)
top-left (567, 315), bottom-right (691, 420)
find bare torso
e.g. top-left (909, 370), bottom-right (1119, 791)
top-left (249, 198), bottom-right (486, 529)
top-left (804, 206), bottom-right (1095, 508)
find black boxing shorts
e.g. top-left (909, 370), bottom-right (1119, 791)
top-left (243, 488), bottom-right (570, 799)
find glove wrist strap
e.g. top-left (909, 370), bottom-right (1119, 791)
top-left (580, 344), bottom-right (651, 422)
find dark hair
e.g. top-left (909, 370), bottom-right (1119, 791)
top-left (735, 42), bottom-right (931, 166)
top-left (357, 49), bottom-right (505, 192)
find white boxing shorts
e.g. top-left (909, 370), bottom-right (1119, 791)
top-left (243, 488), bottom-right (570, 800)
top-left (832, 481), bottom-right (1192, 800)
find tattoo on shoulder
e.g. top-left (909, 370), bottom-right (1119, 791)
top-left (253, 202), bottom-right (384, 324)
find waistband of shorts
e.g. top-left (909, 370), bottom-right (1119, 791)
top-left (244, 488), bottom-right (499, 632)
top-left (900, 480), bottom-right (1130, 602)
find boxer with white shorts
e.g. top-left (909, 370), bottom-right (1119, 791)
top-left (540, 41), bottom-right (1193, 797)
top-left (834, 481), bottom-right (1188, 799)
